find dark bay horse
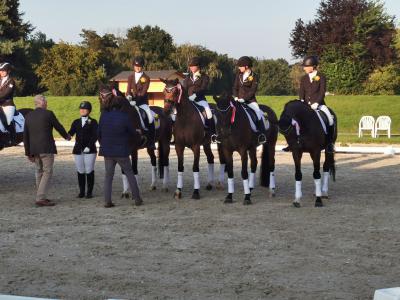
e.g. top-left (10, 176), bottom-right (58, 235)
top-left (213, 93), bottom-right (278, 205)
top-left (161, 78), bottom-right (218, 200)
top-left (278, 100), bottom-right (337, 208)
top-left (0, 108), bottom-right (33, 150)
top-left (99, 86), bottom-right (172, 192)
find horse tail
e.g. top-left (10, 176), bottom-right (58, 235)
top-left (260, 143), bottom-right (270, 187)
top-left (326, 151), bottom-right (336, 182)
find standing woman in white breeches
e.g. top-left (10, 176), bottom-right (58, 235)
top-left (0, 62), bottom-right (17, 145)
top-left (68, 101), bottom-right (98, 198)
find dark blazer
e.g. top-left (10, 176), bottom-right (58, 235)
top-left (182, 73), bottom-right (209, 101)
top-left (126, 72), bottom-right (150, 106)
top-left (0, 77), bottom-right (16, 107)
top-left (98, 110), bottom-right (137, 157)
top-left (299, 72), bottom-right (327, 105)
top-left (23, 108), bottom-right (69, 156)
top-left (68, 117), bottom-right (98, 155)
top-left (232, 71), bottom-right (258, 103)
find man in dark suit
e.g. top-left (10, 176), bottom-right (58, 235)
top-left (23, 95), bottom-right (71, 206)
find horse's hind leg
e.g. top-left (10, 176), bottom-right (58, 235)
top-left (268, 143), bottom-right (276, 197)
top-left (161, 141), bottom-right (171, 192)
top-left (191, 144), bottom-right (201, 200)
top-left (240, 150), bottom-right (251, 205)
top-left (174, 144), bottom-right (184, 199)
top-left (310, 150), bottom-right (323, 207)
top-left (248, 148), bottom-right (257, 192)
top-left (203, 143), bottom-right (214, 190)
top-left (322, 152), bottom-right (331, 198)
top-left (292, 150), bottom-right (303, 208)
top-left (147, 147), bottom-right (157, 190)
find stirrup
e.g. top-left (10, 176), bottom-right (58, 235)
top-left (258, 134), bottom-right (267, 145)
top-left (211, 134), bottom-right (220, 144)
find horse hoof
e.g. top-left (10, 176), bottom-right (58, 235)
top-left (191, 190), bottom-right (200, 200)
top-left (205, 184), bottom-right (213, 191)
top-left (174, 190), bottom-right (182, 199)
top-left (243, 194), bottom-right (252, 205)
top-left (315, 197), bottom-right (324, 207)
top-left (269, 189), bottom-right (276, 198)
top-left (224, 194), bottom-right (233, 204)
top-left (150, 185), bottom-right (156, 191)
top-left (121, 192), bottom-right (130, 199)
top-left (162, 187), bottom-right (169, 193)
top-left (293, 201), bottom-right (301, 208)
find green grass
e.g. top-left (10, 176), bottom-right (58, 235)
top-left (15, 95), bottom-right (400, 144)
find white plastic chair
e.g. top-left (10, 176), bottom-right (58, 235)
top-left (359, 116), bottom-right (375, 138)
top-left (375, 116), bottom-right (391, 138)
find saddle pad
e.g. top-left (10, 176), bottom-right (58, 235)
top-left (315, 110), bottom-right (327, 134)
top-left (240, 104), bottom-right (269, 133)
top-left (0, 112), bottom-right (25, 133)
top-left (191, 102), bottom-right (205, 126)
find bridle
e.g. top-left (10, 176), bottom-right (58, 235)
top-left (215, 100), bottom-right (236, 125)
top-left (163, 83), bottom-right (183, 104)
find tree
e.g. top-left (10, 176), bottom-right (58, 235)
top-left (35, 43), bottom-right (106, 96)
top-left (0, 0), bottom-right (33, 94)
top-left (254, 58), bottom-right (293, 95)
top-left (364, 64), bottom-right (400, 95)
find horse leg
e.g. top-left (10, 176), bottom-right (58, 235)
top-left (269, 142), bottom-right (276, 197)
top-left (174, 144), bottom-right (184, 199)
top-left (161, 141), bottom-right (171, 192)
top-left (240, 150), bottom-right (251, 205)
top-left (311, 150), bottom-right (323, 207)
top-left (121, 153), bottom-right (135, 198)
top-left (292, 150), bottom-right (303, 208)
top-left (248, 147), bottom-right (257, 192)
top-left (322, 151), bottom-right (332, 198)
top-left (191, 144), bottom-right (201, 200)
top-left (203, 143), bottom-right (214, 190)
top-left (224, 150), bottom-right (234, 203)
top-left (216, 143), bottom-right (226, 190)
top-left (147, 147), bottom-right (157, 190)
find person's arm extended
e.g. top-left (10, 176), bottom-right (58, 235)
top-left (68, 120), bottom-right (76, 137)
top-left (51, 111), bottom-right (70, 140)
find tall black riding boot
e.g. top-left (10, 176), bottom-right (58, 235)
top-left (86, 171), bottom-right (95, 198)
top-left (147, 122), bottom-right (156, 150)
top-left (326, 125), bottom-right (335, 153)
top-left (257, 119), bottom-right (267, 144)
top-left (6, 122), bottom-right (16, 146)
top-left (77, 172), bottom-right (86, 198)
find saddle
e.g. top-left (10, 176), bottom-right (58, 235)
top-left (230, 103), bottom-right (268, 133)
top-left (133, 105), bottom-right (160, 131)
top-left (314, 109), bottom-right (331, 135)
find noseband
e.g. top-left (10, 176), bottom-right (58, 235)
top-left (164, 84), bottom-right (183, 104)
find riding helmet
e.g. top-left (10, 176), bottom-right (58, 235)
top-left (0, 62), bottom-right (12, 72)
top-left (302, 55), bottom-right (319, 67)
top-left (189, 56), bottom-right (201, 67)
top-left (133, 56), bottom-right (145, 67)
top-left (237, 56), bottom-right (252, 67)
top-left (79, 101), bottom-right (92, 111)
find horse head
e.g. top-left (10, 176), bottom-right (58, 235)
top-left (213, 91), bottom-right (235, 139)
top-left (98, 84), bottom-right (124, 112)
top-left (278, 99), bottom-right (310, 135)
top-left (160, 78), bottom-right (181, 115)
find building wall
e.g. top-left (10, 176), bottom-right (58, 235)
top-left (117, 81), bottom-right (165, 107)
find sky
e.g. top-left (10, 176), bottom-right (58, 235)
top-left (20, 0), bottom-right (400, 62)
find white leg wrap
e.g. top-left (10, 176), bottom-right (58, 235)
top-left (249, 172), bottom-right (255, 189)
top-left (122, 174), bottom-right (130, 193)
top-left (322, 172), bottom-right (329, 194)
top-left (151, 166), bottom-right (157, 186)
top-left (269, 172), bottom-right (276, 189)
top-left (243, 179), bottom-right (250, 195)
top-left (295, 181), bottom-right (302, 200)
top-left (193, 172), bottom-right (200, 190)
top-left (207, 163), bottom-right (214, 184)
top-left (163, 166), bottom-right (169, 188)
top-left (177, 172), bottom-right (183, 189)
top-left (228, 178), bottom-right (234, 194)
top-left (314, 178), bottom-right (322, 197)
top-left (219, 164), bottom-right (225, 183)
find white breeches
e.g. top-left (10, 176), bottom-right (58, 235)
top-left (196, 100), bottom-right (213, 119)
top-left (318, 105), bottom-right (334, 126)
top-left (139, 104), bottom-right (154, 123)
top-left (2, 106), bottom-right (15, 125)
top-left (247, 102), bottom-right (263, 120)
top-left (74, 153), bottom-right (96, 174)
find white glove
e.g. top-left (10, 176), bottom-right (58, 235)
top-left (188, 94), bottom-right (197, 101)
top-left (234, 97), bottom-right (239, 101)
top-left (126, 95), bottom-right (132, 101)
top-left (238, 98), bottom-right (245, 103)
top-left (300, 99), bottom-right (305, 102)
top-left (83, 147), bottom-right (90, 153)
top-left (311, 103), bottom-right (319, 110)
top-left (129, 100), bottom-right (136, 107)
